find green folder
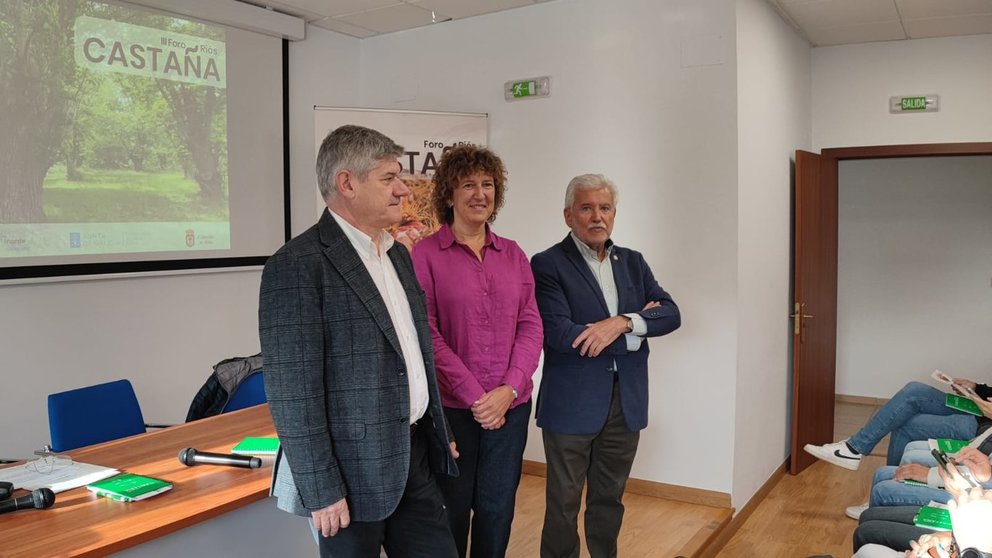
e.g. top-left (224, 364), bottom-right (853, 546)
top-left (901, 479), bottom-right (927, 487)
top-left (946, 393), bottom-right (983, 416)
top-left (913, 504), bottom-right (952, 531)
top-left (934, 438), bottom-right (970, 454)
top-left (87, 473), bottom-right (172, 502)
top-left (232, 437), bottom-right (280, 455)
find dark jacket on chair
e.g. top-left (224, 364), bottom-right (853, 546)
top-left (185, 354), bottom-right (263, 422)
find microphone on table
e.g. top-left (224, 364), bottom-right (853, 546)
top-left (0, 488), bottom-right (56, 515)
top-left (178, 448), bottom-right (261, 469)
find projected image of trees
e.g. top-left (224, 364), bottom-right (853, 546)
top-left (0, 0), bottom-right (227, 225)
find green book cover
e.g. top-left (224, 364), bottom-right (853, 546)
top-left (87, 473), bottom-right (172, 502)
top-left (914, 504), bottom-right (952, 531)
top-left (232, 437), bottom-right (280, 455)
top-left (935, 438), bottom-right (970, 454)
top-left (945, 393), bottom-right (983, 417)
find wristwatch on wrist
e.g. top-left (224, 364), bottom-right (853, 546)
top-left (507, 385), bottom-right (518, 400)
top-left (623, 315), bottom-right (633, 333)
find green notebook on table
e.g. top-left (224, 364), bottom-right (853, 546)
top-left (913, 503), bottom-right (952, 531)
top-left (946, 393), bottom-right (983, 416)
top-left (232, 437), bottom-right (280, 456)
top-left (87, 473), bottom-right (172, 502)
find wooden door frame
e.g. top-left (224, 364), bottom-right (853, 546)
top-left (791, 141), bottom-right (992, 474)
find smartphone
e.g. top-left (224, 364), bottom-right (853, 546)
top-left (958, 384), bottom-right (981, 400)
top-left (931, 448), bottom-right (980, 488)
top-left (932, 447), bottom-right (952, 470)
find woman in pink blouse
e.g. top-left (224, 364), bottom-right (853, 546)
top-left (411, 145), bottom-right (543, 558)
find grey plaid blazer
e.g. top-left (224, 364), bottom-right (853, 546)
top-left (259, 209), bottom-right (457, 521)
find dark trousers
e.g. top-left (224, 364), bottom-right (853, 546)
top-left (541, 380), bottom-right (639, 558)
top-left (852, 505), bottom-right (925, 553)
top-left (437, 401), bottom-right (531, 558)
top-left (317, 425), bottom-right (458, 558)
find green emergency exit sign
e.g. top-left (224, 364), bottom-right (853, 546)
top-left (890, 94), bottom-right (939, 113)
top-left (510, 80), bottom-right (536, 98)
top-left (504, 76), bottom-right (551, 101)
top-left (901, 97), bottom-right (927, 110)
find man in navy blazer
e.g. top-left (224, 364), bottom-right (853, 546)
top-left (259, 125), bottom-right (458, 558)
top-left (531, 173), bottom-right (681, 558)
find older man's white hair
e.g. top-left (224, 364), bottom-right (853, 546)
top-left (564, 174), bottom-right (619, 209)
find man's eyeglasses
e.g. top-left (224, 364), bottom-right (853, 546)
top-left (26, 445), bottom-right (73, 475)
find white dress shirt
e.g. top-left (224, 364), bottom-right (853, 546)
top-left (330, 210), bottom-right (429, 424)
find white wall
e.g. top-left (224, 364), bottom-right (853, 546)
top-left (734, 0), bottom-right (810, 507)
top-left (812, 35), bottom-right (992, 149)
top-left (0, 270), bottom-right (262, 457)
top-left (288, 28), bottom-right (362, 236)
top-left (836, 156), bottom-right (992, 397)
top-left (358, 0), bottom-right (740, 494)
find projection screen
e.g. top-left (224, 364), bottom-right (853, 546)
top-left (0, 0), bottom-right (286, 280)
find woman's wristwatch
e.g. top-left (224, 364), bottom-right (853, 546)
top-left (506, 385), bottom-right (518, 400)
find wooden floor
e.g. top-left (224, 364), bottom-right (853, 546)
top-left (503, 400), bottom-right (885, 557)
top-left (716, 399), bottom-right (887, 558)
top-left (505, 474), bottom-right (730, 557)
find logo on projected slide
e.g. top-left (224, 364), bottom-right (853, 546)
top-left (185, 229), bottom-right (196, 248)
top-left (73, 16), bottom-right (227, 89)
top-left (69, 233), bottom-right (81, 249)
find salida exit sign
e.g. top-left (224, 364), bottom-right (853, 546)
top-left (889, 95), bottom-right (939, 113)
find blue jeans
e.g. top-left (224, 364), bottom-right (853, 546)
top-left (437, 401), bottom-right (531, 558)
top-left (848, 382), bottom-right (978, 465)
top-left (899, 440), bottom-right (938, 466)
top-left (869, 466), bottom-right (951, 507)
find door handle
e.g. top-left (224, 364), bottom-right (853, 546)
top-left (790, 302), bottom-right (814, 336)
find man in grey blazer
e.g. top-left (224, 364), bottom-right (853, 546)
top-left (259, 125), bottom-right (459, 558)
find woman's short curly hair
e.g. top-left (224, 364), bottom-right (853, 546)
top-left (431, 145), bottom-right (507, 225)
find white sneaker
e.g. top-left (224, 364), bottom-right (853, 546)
top-left (845, 502), bottom-right (869, 520)
top-left (803, 439), bottom-right (862, 471)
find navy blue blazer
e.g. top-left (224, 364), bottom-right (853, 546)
top-left (531, 235), bottom-right (680, 434)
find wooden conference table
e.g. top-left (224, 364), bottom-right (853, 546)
top-left (0, 405), bottom-right (278, 557)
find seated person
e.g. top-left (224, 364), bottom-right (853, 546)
top-left (852, 448), bottom-right (992, 554)
top-left (866, 449), bottom-right (988, 508)
top-left (805, 379), bottom-right (992, 470)
top-left (847, 429), bottom-right (992, 520)
top-left (853, 473), bottom-right (992, 558)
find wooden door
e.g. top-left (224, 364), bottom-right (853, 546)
top-left (790, 150), bottom-right (839, 475)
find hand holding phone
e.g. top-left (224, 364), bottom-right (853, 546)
top-left (933, 448), bottom-right (980, 490)
top-left (956, 383), bottom-right (981, 399)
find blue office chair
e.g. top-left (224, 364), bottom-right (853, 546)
top-left (48, 379), bottom-right (161, 452)
top-left (221, 372), bottom-right (266, 413)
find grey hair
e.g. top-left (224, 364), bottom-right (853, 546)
top-left (315, 125), bottom-right (405, 200)
top-left (564, 173), bottom-right (619, 209)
